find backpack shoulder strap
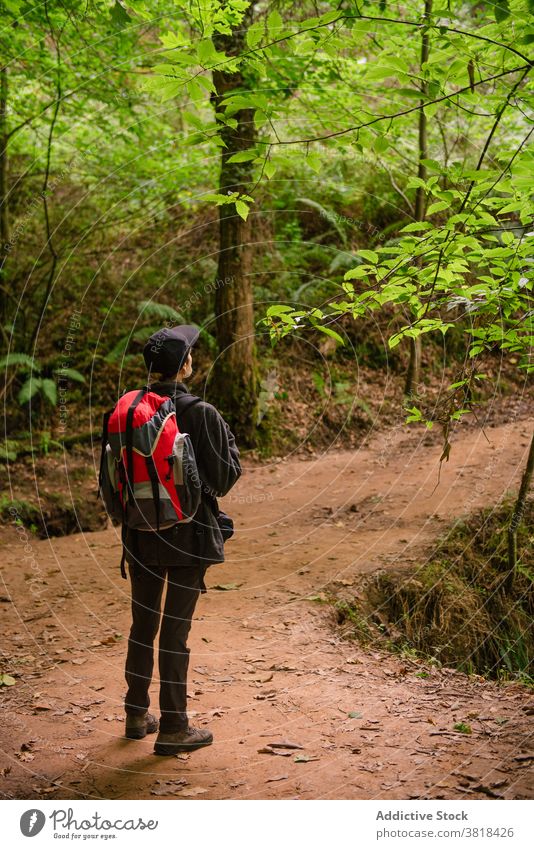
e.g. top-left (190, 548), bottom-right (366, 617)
top-left (173, 394), bottom-right (216, 512)
top-left (173, 393), bottom-right (203, 420)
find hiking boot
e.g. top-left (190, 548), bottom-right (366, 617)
top-left (125, 711), bottom-right (159, 740)
top-left (154, 726), bottom-right (213, 756)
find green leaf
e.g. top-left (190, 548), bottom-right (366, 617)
top-left (344, 266), bottom-right (369, 281)
top-left (18, 378), bottom-right (42, 405)
top-left (264, 160), bottom-right (276, 180)
top-left (313, 324), bottom-right (344, 345)
top-left (494, 0), bottom-right (511, 22)
top-left (55, 368), bottom-right (86, 384)
top-left (266, 304), bottom-right (294, 317)
top-left (348, 711), bottom-right (363, 719)
top-left (0, 353), bottom-right (40, 372)
top-left (138, 301), bottom-right (185, 323)
top-left (160, 31), bottom-right (188, 50)
top-left (426, 200), bottom-right (450, 215)
top-left (41, 379), bottom-right (58, 407)
top-left (227, 150), bottom-right (257, 163)
top-left (358, 250), bottom-right (379, 264)
top-left (235, 200), bottom-right (249, 221)
top-left (197, 39), bottom-right (215, 65)
top-left (246, 21), bottom-right (264, 48)
top-left (401, 221), bottom-right (433, 232)
top-left (0, 674), bottom-right (16, 686)
top-left (306, 152), bottom-right (321, 173)
top-left (267, 10), bottom-right (283, 36)
top-left (110, 0), bottom-right (131, 27)
top-left (374, 135), bottom-right (389, 153)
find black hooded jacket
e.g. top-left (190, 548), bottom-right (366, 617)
top-left (124, 380), bottom-right (241, 572)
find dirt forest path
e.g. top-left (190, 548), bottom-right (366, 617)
top-left (1, 416), bottom-right (533, 801)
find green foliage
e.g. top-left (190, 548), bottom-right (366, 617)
top-left (336, 497), bottom-right (534, 683)
top-left (2, 0), bottom-right (532, 441)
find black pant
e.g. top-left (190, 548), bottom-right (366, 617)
top-left (124, 563), bottom-right (202, 733)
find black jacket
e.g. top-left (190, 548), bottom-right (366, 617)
top-left (125, 381), bottom-right (241, 572)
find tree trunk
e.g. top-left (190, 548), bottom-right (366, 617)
top-left (210, 22), bottom-right (258, 445)
top-left (404, 336), bottom-right (422, 396)
top-left (0, 66), bottom-right (9, 325)
top-left (404, 0), bottom-right (432, 397)
top-left (504, 429), bottom-right (534, 591)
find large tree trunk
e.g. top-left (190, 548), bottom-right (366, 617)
top-left (210, 22), bottom-right (258, 445)
top-left (404, 0), bottom-right (432, 397)
top-left (0, 66), bottom-right (10, 325)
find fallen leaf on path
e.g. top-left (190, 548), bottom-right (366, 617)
top-left (101, 633), bottom-right (122, 645)
top-left (212, 583), bottom-right (241, 591)
top-left (178, 786), bottom-right (208, 797)
top-left (256, 672), bottom-right (273, 684)
top-left (151, 778), bottom-right (188, 796)
top-left (266, 775), bottom-right (289, 783)
top-left (1, 766), bottom-right (12, 777)
top-left (258, 747), bottom-right (293, 757)
top-left (348, 711), bottom-right (362, 719)
top-left (255, 690), bottom-right (277, 700)
top-left (16, 752), bottom-right (35, 762)
top-left (0, 673), bottom-right (16, 686)
top-left (294, 755), bottom-right (319, 763)
top-left (472, 784), bottom-right (504, 799)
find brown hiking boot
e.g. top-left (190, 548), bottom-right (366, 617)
top-left (154, 726), bottom-right (213, 755)
top-left (125, 711), bottom-right (159, 740)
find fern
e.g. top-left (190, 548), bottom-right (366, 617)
top-left (105, 326), bottom-right (158, 364)
top-left (41, 379), bottom-right (57, 406)
top-left (0, 353), bottom-right (41, 372)
top-left (18, 377), bottom-right (42, 404)
top-left (138, 300), bottom-right (185, 323)
top-left (54, 368), bottom-right (86, 383)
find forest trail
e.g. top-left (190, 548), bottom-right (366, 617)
top-left (1, 416), bottom-right (533, 800)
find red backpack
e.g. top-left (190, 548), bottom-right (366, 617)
top-left (98, 388), bottom-right (202, 576)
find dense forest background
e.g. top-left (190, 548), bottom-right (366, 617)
top-left (1, 0), bottom-right (531, 454)
top-left (0, 2), bottom-right (533, 802)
